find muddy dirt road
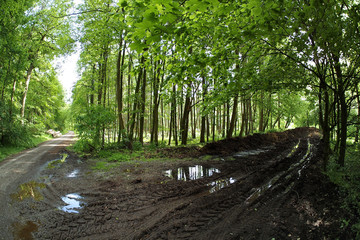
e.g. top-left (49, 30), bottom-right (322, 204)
top-left (0, 132), bottom-right (75, 240)
top-left (5, 128), bottom-right (348, 239)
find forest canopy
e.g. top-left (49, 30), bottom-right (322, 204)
top-left (1, 0), bottom-right (360, 168)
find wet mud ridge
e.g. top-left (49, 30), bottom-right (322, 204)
top-left (10, 128), bottom-right (347, 239)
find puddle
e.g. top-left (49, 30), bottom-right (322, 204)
top-left (208, 178), bottom-right (236, 193)
top-left (47, 153), bottom-right (68, 169)
top-left (233, 147), bottom-right (273, 158)
top-left (67, 169), bottom-right (79, 178)
top-left (164, 165), bottom-right (220, 181)
top-left (11, 181), bottom-right (46, 201)
top-left (59, 193), bottom-right (84, 213)
top-left (12, 221), bottom-right (39, 240)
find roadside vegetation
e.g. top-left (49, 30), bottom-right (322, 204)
top-left (327, 143), bottom-right (360, 237)
top-left (0, 134), bottom-right (52, 162)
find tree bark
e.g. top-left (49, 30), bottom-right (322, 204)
top-left (227, 94), bottom-right (239, 138)
top-left (180, 86), bottom-right (192, 145)
top-left (139, 64), bottom-right (147, 144)
top-left (116, 36), bottom-right (126, 142)
top-left (151, 60), bottom-right (161, 145)
top-left (129, 56), bottom-right (144, 145)
top-left (21, 62), bottom-right (35, 119)
top-left (333, 55), bottom-right (347, 167)
top-left (200, 75), bottom-right (207, 143)
top-left (355, 85), bottom-right (360, 143)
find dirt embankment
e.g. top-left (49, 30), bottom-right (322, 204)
top-left (8, 128), bottom-right (350, 239)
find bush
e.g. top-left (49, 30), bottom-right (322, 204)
top-left (1, 122), bottom-right (33, 147)
top-left (327, 145), bottom-right (360, 237)
top-left (74, 105), bottom-right (116, 149)
top-left (72, 139), bottom-right (94, 153)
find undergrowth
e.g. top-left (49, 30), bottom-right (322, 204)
top-left (80, 141), bottom-right (168, 170)
top-left (326, 144), bottom-right (360, 237)
top-left (0, 134), bottom-right (52, 162)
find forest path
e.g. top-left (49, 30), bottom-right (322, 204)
top-left (0, 132), bottom-right (75, 240)
top-left (3, 128), bottom-right (346, 239)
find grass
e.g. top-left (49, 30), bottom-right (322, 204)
top-left (89, 140), bottom-right (191, 171)
top-left (326, 144), bottom-right (360, 237)
top-left (47, 153), bottom-right (68, 169)
top-left (0, 134), bottom-right (52, 162)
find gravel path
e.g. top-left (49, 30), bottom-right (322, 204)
top-left (0, 132), bottom-right (75, 240)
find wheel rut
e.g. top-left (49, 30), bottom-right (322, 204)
top-left (6, 128), bottom-right (344, 240)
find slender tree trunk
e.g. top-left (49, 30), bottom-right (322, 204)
top-left (212, 108), bottom-right (216, 141)
top-left (248, 98), bottom-right (252, 135)
top-left (127, 54), bottom-right (132, 132)
top-left (21, 62), bottom-right (35, 120)
top-left (319, 77), bottom-right (331, 170)
top-left (116, 37), bottom-right (126, 142)
top-left (9, 78), bottom-right (17, 119)
top-left (259, 92), bottom-right (264, 132)
top-left (129, 56), bottom-right (144, 145)
top-left (334, 57), bottom-right (347, 167)
top-left (172, 85), bottom-right (178, 145)
top-left (227, 94), bottom-right (239, 138)
top-left (200, 75), bottom-right (207, 143)
top-left (240, 97), bottom-right (245, 137)
top-left (151, 60), bottom-right (161, 145)
top-left (139, 65), bottom-right (147, 144)
top-left (222, 103), bottom-right (226, 138)
top-left (180, 86), bottom-right (192, 145)
top-left (355, 86), bottom-right (360, 143)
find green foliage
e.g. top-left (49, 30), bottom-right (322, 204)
top-left (92, 161), bottom-right (116, 171)
top-left (74, 105), bottom-right (116, 149)
top-left (327, 145), bottom-right (360, 237)
top-left (72, 139), bottom-right (94, 154)
top-left (0, 120), bottom-right (33, 148)
top-left (0, 134), bottom-right (51, 162)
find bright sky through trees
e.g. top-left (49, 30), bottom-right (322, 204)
top-left (55, 48), bottom-right (80, 103)
top-left (55, 0), bottom-right (83, 103)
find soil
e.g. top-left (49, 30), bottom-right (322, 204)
top-left (1, 128), bottom-right (351, 239)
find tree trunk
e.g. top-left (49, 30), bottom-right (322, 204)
top-left (259, 92), bottom-right (264, 132)
top-left (171, 85), bottom-right (178, 146)
top-left (151, 60), bottom-right (161, 145)
top-left (139, 65), bottom-right (147, 144)
top-left (116, 37), bottom-right (126, 143)
top-left (180, 86), bottom-right (192, 145)
top-left (21, 62), bottom-right (35, 119)
top-left (200, 75), bottom-right (207, 143)
top-left (355, 86), bottom-right (360, 143)
top-left (212, 108), bottom-right (216, 141)
top-left (319, 77), bottom-right (331, 170)
top-left (227, 94), bottom-right (239, 138)
top-left (129, 56), bottom-right (144, 145)
top-left (334, 60), bottom-right (347, 167)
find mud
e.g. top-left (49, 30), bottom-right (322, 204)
top-left (6, 128), bottom-right (351, 239)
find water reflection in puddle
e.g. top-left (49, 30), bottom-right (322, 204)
top-left (12, 221), bottom-right (39, 240)
top-left (11, 181), bottom-right (46, 201)
top-left (67, 169), bottom-right (79, 178)
top-left (59, 193), bottom-right (84, 213)
top-left (164, 165), bottom-right (220, 181)
top-left (233, 147), bottom-right (273, 158)
top-left (208, 178), bottom-right (236, 193)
